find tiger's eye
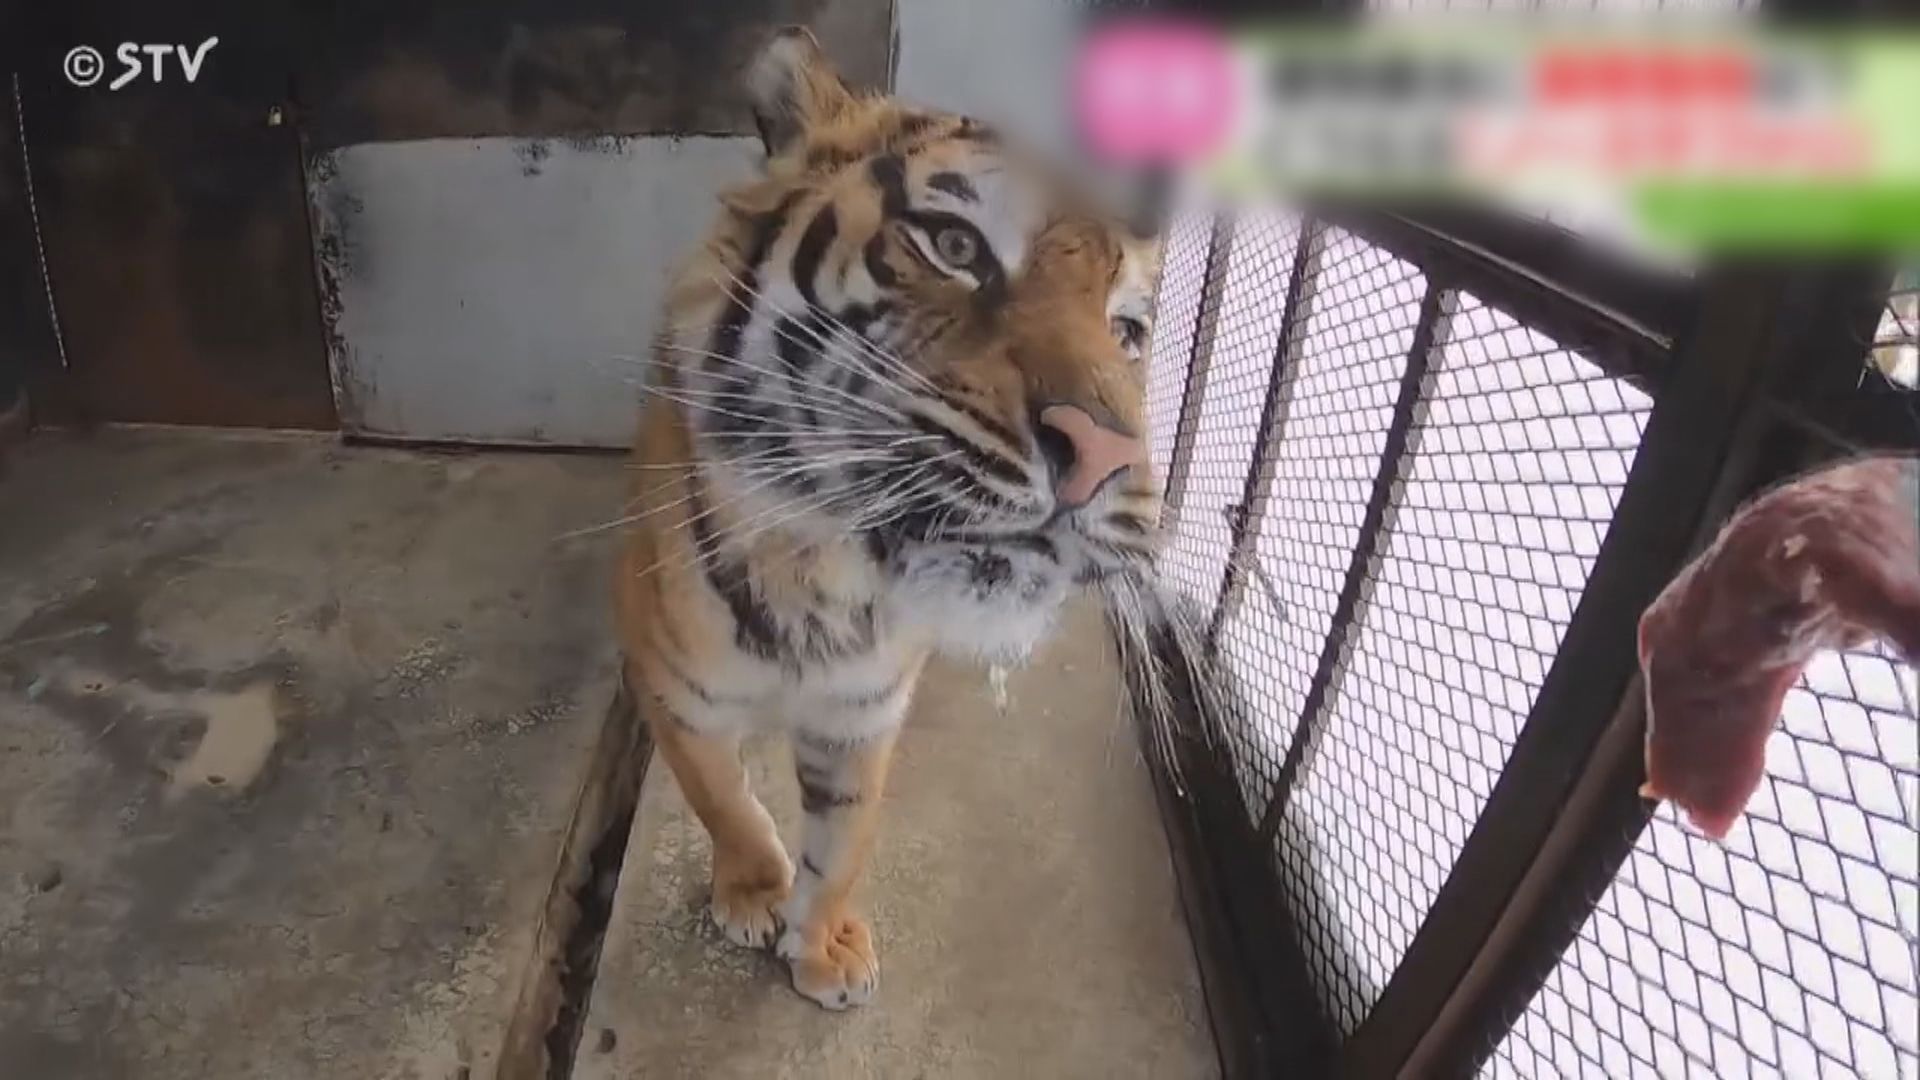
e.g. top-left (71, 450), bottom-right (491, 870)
top-left (934, 227), bottom-right (978, 266)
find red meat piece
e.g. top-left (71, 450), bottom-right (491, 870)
top-left (1637, 455), bottom-right (1920, 840)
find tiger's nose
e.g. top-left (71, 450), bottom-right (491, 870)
top-left (1037, 404), bottom-right (1141, 508)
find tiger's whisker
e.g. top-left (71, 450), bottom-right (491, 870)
top-left (568, 443), bottom-right (937, 542)
top-left (626, 463), bottom-right (931, 587)
top-left (652, 337), bottom-right (913, 421)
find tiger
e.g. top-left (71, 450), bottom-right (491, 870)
top-left (613, 26), bottom-right (1163, 1010)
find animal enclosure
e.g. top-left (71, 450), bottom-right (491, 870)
top-left (1135, 201), bottom-right (1917, 1078)
top-left (6, 1), bottom-right (1916, 1076)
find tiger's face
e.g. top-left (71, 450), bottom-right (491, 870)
top-left (669, 29), bottom-right (1161, 661)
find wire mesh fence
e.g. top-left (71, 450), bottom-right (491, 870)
top-left (1212, 226), bottom-right (1426, 818)
top-left (1480, 269), bottom-right (1920, 1079)
top-left (1276, 290), bottom-right (1654, 1033)
top-left (1488, 640), bottom-right (1918, 1079)
top-left (1151, 212), bottom-right (1308, 808)
top-left (1143, 211), bottom-right (1918, 1075)
top-left (1872, 270), bottom-right (1918, 390)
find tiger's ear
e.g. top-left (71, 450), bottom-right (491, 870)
top-left (746, 26), bottom-right (856, 159)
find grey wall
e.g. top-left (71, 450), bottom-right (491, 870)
top-left (894, 0), bottom-right (1081, 150)
top-left (311, 1), bottom-right (1087, 448)
top-left (313, 136), bottom-right (759, 447)
top-left (301, 4), bottom-right (895, 447)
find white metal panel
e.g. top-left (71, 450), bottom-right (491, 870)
top-left (311, 135), bottom-right (760, 447)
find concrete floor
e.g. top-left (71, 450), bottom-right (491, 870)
top-left (577, 599), bottom-right (1218, 1079)
top-left (0, 429), bottom-right (1217, 1079)
top-left (0, 429), bottom-right (630, 1080)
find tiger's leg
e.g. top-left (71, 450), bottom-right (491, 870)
top-left (639, 670), bottom-right (794, 949)
top-left (777, 726), bottom-right (898, 1009)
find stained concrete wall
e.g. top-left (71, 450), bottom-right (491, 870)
top-left (312, 2), bottom-right (1087, 447)
top-left (312, 136), bottom-right (759, 447)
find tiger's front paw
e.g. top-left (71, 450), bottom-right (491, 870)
top-left (778, 913), bottom-right (879, 1010)
top-left (709, 849), bottom-right (792, 950)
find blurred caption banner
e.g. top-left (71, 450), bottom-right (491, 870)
top-left (1074, 20), bottom-right (1920, 254)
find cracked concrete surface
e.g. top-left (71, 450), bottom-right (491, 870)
top-left (0, 430), bottom-right (1216, 1079)
top-left (576, 600), bottom-right (1219, 1079)
top-left (0, 430), bottom-right (627, 1080)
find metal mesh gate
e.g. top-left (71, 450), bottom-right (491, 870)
top-left (1138, 202), bottom-right (1918, 1077)
top-left (1491, 640), bottom-right (1919, 1077)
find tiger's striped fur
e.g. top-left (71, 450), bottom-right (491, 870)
top-left (613, 27), bottom-right (1163, 1010)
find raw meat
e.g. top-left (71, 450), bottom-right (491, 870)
top-left (1637, 454), bottom-right (1920, 839)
